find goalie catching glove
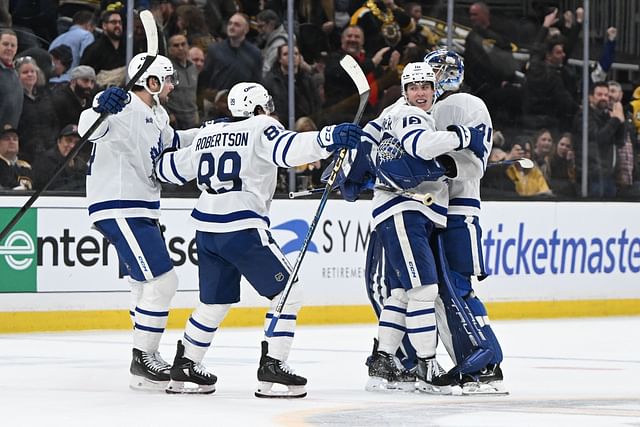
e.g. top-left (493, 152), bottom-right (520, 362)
top-left (93, 87), bottom-right (130, 114)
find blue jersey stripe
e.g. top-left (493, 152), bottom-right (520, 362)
top-left (406, 308), bottom-right (435, 317)
top-left (279, 132), bottom-right (297, 168)
top-left (191, 209), bottom-right (270, 226)
top-left (89, 199), bottom-right (161, 214)
top-left (170, 154), bottom-right (188, 184)
top-left (449, 197), bottom-right (481, 208)
top-left (134, 323), bottom-right (165, 333)
top-left (406, 325), bottom-right (436, 333)
top-left (372, 197), bottom-right (447, 219)
top-left (272, 131), bottom-right (294, 166)
top-left (135, 307), bottom-right (170, 317)
top-left (184, 333), bottom-right (211, 348)
top-left (379, 321), bottom-right (406, 332)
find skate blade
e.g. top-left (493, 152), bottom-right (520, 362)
top-left (166, 380), bottom-right (216, 395)
top-left (416, 380), bottom-right (453, 395)
top-left (129, 375), bottom-right (169, 392)
top-left (462, 381), bottom-right (509, 396)
top-left (255, 382), bottom-right (306, 399)
top-left (365, 376), bottom-right (416, 392)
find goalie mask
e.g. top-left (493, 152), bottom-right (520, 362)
top-left (424, 49), bottom-right (464, 100)
top-left (401, 62), bottom-right (436, 104)
top-left (128, 54), bottom-right (177, 95)
top-left (228, 82), bottom-right (275, 117)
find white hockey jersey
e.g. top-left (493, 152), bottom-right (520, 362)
top-left (362, 97), bottom-right (462, 228)
top-left (155, 114), bottom-right (335, 232)
top-left (78, 92), bottom-right (199, 222)
top-left (431, 93), bottom-right (492, 217)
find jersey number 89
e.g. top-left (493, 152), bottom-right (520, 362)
top-left (197, 151), bottom-right (242, 193)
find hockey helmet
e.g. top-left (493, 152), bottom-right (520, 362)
top-left (227, 82), bottom-right (274, 117)
top-left (127, 54), bottom-right (177, 95)
top-left (424, 49), bottom-right (464, 100)
top-left (401, 62), bottom-right (436, 104)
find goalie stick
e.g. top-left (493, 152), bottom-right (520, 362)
top-left (265, 55), bottom-right (370, 337)
top-left (0, 10), bottom-right (159, 243)
top-left (288, 184), bottom-right (434, 206)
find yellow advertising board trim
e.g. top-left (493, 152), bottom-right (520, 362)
top-left (1, 299), bottom-right (639, 333)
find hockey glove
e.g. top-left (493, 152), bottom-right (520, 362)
top-left (317, 123), bottom-right (362, 152)
top-left (448, 125), bottom-right (487, 160)
top-left (94, 87), bottom-right (130, 114)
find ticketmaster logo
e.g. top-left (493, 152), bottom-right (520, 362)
top-left (0, 208), bottom-right (37, 292)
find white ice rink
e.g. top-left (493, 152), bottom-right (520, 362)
top-left (1, 317), bottom-right (639, 427)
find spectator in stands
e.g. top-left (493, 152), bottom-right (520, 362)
top-left (15, 56), bottom-right (58, 165)
top-left (0, 30), bottom-right (22, 130)
top-left (188, 45), bottom-right (205, 72)
top-left (609, 80), bottom-right (638, 198)
top-left (541, 132), bottom-right (576, 197)
top-left (256, 9), bottom-right (289, 77)
top-left (0, 126), bottom-right (32, 191)
top-left (166, 34), bottom-right (199, 129)
top-left (32, 124), bottom-right (86, 192)
top-left (323, 25), bottom-right (396, 125)
top-left (51, 65), bottom-right (96, 159)
top-left (199, 13), bottom-right (262, 96)
top-left (150, 0), bottom-right (178, 45)
top-left (463, 3), bottom-right (520, 102)
top-left (199, 0), bottom-right (236, 40)
top-left (505, 140), bottom-right (553, 197)
top-left (573, 82), bottom-right (625, 198)
top-left (263, 44), bottom-right (321, 126)
top-left (49, 10), bottom-right (96, 80)
top-left (80, 10), bottom-right (125, 85)
top-left (522, 33), bottom-right (579, 134)
top-left (175, 4), bottom-right (215, 53)
top-left (531, 128), bottom-right (554, 168)
top-left (49, 45), bottom-right (74, 85)
top-left (349, 0), bottom-right (413, 55)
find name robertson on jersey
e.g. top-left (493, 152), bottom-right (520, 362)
top-left (195, 132), bottom-right (249, 150)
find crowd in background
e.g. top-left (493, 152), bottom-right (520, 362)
top-left (1, 0), bottom-right (639, 200)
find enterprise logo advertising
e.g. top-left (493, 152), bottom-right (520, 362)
top-left (0, 209), bottom-right (37, 292)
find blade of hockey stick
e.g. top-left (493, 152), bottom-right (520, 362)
top-left (487, 158), bottom-right (534, 169)
top-left (0, 10), bottom-right (158, 243)
top-left (266, 55), bottom-right (370, 337)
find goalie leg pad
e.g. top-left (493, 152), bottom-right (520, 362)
top-left (433, 234), bottom-right (494, 375)
top-left (465, 293), bottom-right (503, 365)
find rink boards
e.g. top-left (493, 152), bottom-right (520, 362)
top-left (1, 196), bottom-right (639, 332)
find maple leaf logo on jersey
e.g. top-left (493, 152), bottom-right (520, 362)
top-left (272, 219), bottom-right (317, 255)
top-left (149, 136), bottom-right (164, 181)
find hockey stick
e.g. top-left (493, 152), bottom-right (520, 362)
top-left (265, 55), bottom-right (370, 337)
top-left (487, 158), bottom-right (534, 169)
top-left (289, 185), bottom-right (434, 206)
top-left (0, 10), bottom-right (159, 243)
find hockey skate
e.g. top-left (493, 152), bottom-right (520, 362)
top-left (365, 338), bottom-right (416, 392)
top-left (129, 348), bottom-right (171, 391)
top-left (461, 364), bottom-right (509, 396)
top-left (166, 340), bottom-right (217, 395)
top-left (415, 357), bottom-right (454, 395)
top-left (255, 341), bottom-right (307, 398)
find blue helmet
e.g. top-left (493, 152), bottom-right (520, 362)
top-left (424, 49), bottom-right (464, 99)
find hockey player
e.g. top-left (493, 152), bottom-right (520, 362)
top-left (154, 82), bottom-right (361, 397)
top-left (427, 49), bottom-right (506, 395)
top-left (78, 53), bottom-right (199, 391)
top-left (358, 62), bottom-right (487, 394)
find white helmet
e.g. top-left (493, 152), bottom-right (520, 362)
top-left (227, 82), bottom-right (274, 117)
top-left (401, 62), bottom-right (436, 102)
top-left (127, 53), bottom-right (176, 95)
top-left (424, 49), bottom-right (465, 99)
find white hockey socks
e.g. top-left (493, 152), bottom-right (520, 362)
top-left (182, 303), bottom-right (232, 363)
top-left (406, 284), bottom-right (438, 359)
top-left (377, 288), bottom-right (408, 355)
top-left (133, 269), bottom-right (178, 353)
top-left (129, 279), bottom-right (143, 327)
top-left (264, 284), bottom-right (303, 361)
